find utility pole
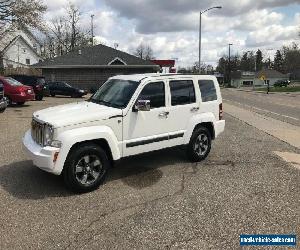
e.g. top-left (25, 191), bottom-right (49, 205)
top-left (228, 43), bottom-right (233, 86)
top-left (91, 14), bottom-right (95, 46)
top-left (199, 6), bottom-right (222, 74)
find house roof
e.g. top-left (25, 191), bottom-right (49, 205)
top-left (34, 44), bottom-right (159, 69)
top-left (256, 69), bottom-right (287, 79)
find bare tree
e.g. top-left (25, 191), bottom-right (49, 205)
top-left (43, 2), bottom-right (90, 58)
top-left (134, 43), bottom-right (154, 60)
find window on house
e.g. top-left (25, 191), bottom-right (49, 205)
top-left (138, 82), bottom-right (165, 109)
top-left (198, 80), bottom-right (217, 102)
top-left (169, 80), bottom-right (196, 106)
top-left (26, 59), bottom-right (30, 65)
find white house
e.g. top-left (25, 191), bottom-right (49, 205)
top-left (0, 24), bottom-right (42, 68)
top-left (231, 69), bottom-right (289, 88)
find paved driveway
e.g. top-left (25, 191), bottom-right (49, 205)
top-left (0, 97), bottom-right (299, 249)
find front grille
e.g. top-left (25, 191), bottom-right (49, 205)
top-left (31, 119), bottom-right (44, 146)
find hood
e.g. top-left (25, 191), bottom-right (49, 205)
top-left (33, 101), bottom-right (122, 128)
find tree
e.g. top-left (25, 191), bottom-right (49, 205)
top-left (134, 43), bottom-right (154, 60)
top-left (0, 0), bottom-right (46, 34)
top-left (43, 2), bottom-right (90, 58)
top-left (255, 49), bottom-right (263, 71)
top-left (273, 50), bottom-right (284, 72)
top-left (281, 43), bottom-right (300, 73)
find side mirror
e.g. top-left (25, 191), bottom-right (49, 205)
top-left (133, 100), bottom-right (151, 112)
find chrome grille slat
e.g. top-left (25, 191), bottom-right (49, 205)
top-left (31, 119), bottom-right (44, 146)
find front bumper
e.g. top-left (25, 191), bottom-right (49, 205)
top-left (0, 97), bottom-right (8, 110)
top-left (11, 93), bottom-right (35, 102)
top-left (22, 130), bottom-right (61, 175)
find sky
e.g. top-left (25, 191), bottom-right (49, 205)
top-left (44, 0), bottom-right (300, 68)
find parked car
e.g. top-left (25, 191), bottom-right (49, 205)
top-left (0, 76), bottom-right (35, 105)
top-left (47, 81), bottom-right (87, 98)
top-left (9, 75), bottom-right (49, 100)
top-left (0, 81), bottom-right (8, 112)
top-left (274, 80), bottom-right (290, 87)
top-left (23, 74), bottom-right (225, 193)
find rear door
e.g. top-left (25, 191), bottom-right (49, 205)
top-left (197, 78), bottom-right (219, 120)
top-left (165, 78), bottom-right (199, 144)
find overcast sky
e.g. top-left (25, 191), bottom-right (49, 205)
top-left (44, 0), bottom-right (300, 68)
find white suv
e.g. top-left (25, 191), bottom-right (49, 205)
top-left (23, 74), bottom-right (225, 193)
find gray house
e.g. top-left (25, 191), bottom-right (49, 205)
top-left (34, 44), bottom-right (160, 90)
top-left (231, 69), bottom-right (289, 88)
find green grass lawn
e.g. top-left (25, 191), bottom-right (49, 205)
top-left (257, 86), bottom-right (300, 93)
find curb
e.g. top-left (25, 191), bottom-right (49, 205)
top-left (222, 88), bottom-right (300, 96)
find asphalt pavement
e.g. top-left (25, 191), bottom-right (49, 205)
top-left (0, 97), bottom-right (299, 249)
top-left (222, 88), bottom-right (300, 127)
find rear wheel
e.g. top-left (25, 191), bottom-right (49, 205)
top-left (17, 101), bottom-right (25, 105)
top-left (50, 92), bottom-right (55, 97)
top-left (187, 126), bottom-right (212, 162)
top-left (63, 143), bottom-right (110, 193)
top-left (35, 95), bottom-right (43, 101)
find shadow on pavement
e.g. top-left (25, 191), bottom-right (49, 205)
top-left (109, 147), bottom-right (188, 189)
top-left (0, 160), bottom-right (72, 200)
top-left (0, 148), bottom-right (188, 199)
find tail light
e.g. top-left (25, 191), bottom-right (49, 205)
top-left (219, 103), bottom-right (223, 120)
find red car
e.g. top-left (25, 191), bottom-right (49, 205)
top-left (0, 76), bottom-right (35, 105)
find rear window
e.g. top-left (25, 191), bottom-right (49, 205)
top-left (198, 80), bottom-right (217, 102)
top-left (169, 80), bottom-right (196, 106)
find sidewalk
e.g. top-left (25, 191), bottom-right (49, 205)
top-left (224, 103), bottom-right (300, 149)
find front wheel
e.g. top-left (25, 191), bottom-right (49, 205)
top-left (187, 127), bottom-right (212, 162)
top-left (63, 143), bottom-right (110, 193)
top-left (17, 101), bottom-right (25, 105)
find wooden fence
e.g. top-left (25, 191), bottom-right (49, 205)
top-left (2, 67), bottom-right (42, 76)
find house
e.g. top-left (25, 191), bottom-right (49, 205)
top-left (0, 24), bottom-right (42, 69)
top-left (231, 69), bottom-right (289, 88)
top-left (34, 44), bottom-right (160, 90)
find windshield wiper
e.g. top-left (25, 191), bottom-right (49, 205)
top-left (89, 99), bottom-right (113, 107)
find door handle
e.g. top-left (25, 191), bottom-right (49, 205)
top-left (158, 111), bottom-right (169, 118)
top-left (190, 107), bottom-right (199, 112)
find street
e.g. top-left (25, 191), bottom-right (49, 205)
top-left (222, 88), bottom-right (300, 127)
top-left (0, 96), bottom-right (299, 249)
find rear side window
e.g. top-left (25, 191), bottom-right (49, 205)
top-left (198, 80), bottom-right (217, 102)
top-left (169, 80), bottom-right (196, 106)
top-left (138, 82), bottom-right (165, 108)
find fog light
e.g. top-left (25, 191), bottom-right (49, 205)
top-left (53, 152), bottom-right (59, 163)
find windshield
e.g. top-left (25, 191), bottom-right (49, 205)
top-left (5, 77), bottom-right (23, 86)
top-left (89, 79), bottom-right (139, 109)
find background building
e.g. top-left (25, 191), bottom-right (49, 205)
top-left (231, 69), bottom-right (289, 88)
top-left (0, 25), bottom-right (42, 69)
top-left (34, 44), bottom-right (160, 90)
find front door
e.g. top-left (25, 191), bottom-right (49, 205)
top-left (123, 81), bottom-right (170, 157)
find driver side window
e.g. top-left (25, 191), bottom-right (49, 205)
top-left (138, 82), bottom-right (165, 109)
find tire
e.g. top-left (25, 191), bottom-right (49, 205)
top-left (0, 108), bottom-right (5, 113)
top-left (63, 143), bottom-right (110, 193)
top-left (50, 93), bottom-right (55, 97)
top-left (17, 101), bottom-right (25, 105)
top-left (187, 126), bottom-right (212, 162)
top-left (36, 95), bottom-right (43, 101)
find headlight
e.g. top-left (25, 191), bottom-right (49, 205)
top-left (43, 124), bottom-right (54, 146)
top-left (79, 90), bottom-right (84, 93)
